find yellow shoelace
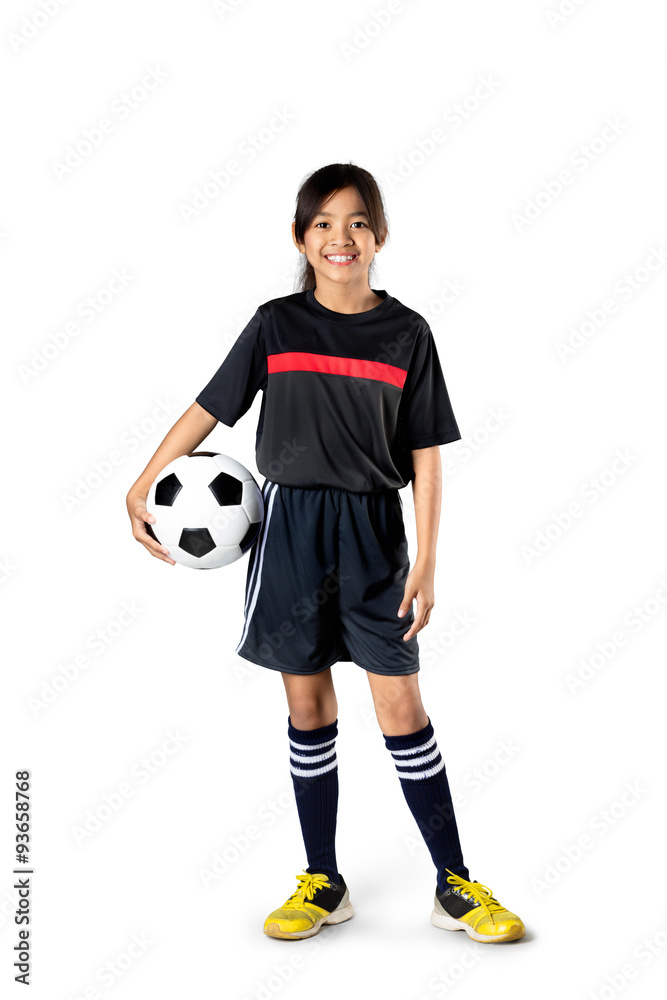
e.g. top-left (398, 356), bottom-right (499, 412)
top-left (283, 871), bottom-right (332, 908)
top-left (444, 869), bottom-right (505, 913)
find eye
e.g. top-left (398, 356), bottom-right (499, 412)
top-left (313, 221), bottom-right (367, 228)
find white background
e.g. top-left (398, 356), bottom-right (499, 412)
top-left (2, 1), bottom-right (666, 998)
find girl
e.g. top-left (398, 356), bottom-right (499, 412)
top-left (126, 162), bottom-right (525, 944)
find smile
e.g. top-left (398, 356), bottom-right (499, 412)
top-left (325, 255), bottom-right (358, 264)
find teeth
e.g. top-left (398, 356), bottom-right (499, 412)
top-left (326, 255), bottom-right (356, 262)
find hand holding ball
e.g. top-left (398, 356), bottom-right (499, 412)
top-left (145, 452), bottom-right (264, 569)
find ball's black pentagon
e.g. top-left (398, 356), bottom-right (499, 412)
top-left (155, 473), bottom-right (182, 507)
top-left (239, 521), bottom-right (261, 555)
top-left (208, 471), bottom-right (243, 507)
top-left (179, 527), bottom-right (216, 558)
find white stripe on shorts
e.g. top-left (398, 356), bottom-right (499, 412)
top-left (236, 481), bottom-right (279, 653)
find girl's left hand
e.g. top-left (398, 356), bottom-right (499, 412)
top-left (397, 564), bottom-right (434, 640)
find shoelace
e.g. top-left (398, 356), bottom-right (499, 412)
top-left (445, 869), bottom-right (505, 913)
top-left (283, 871), bottom-right (332, 908)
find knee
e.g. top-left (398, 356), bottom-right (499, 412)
top-left (376, 700), bottom-right (428, 737)
top-left (288, 697), bottom-right (337, 732)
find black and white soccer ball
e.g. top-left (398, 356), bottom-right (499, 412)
top-left (145, 452), bottom-right (264, 569)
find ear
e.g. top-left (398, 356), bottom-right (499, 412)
top-left (291, 221), bottom-right (304, 253)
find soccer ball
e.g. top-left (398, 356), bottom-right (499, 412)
top-left (145, 452), bottom-right (264, 569)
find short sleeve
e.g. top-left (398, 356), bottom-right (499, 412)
top-left (195, 307), bottom-right (267, 427)
top-left (398, 325), bottom-right (461, 449)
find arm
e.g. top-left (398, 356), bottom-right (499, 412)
top-left (397, 445), bottom-right (442, 640)
top-left (126, 401), bottom-right (219, 564)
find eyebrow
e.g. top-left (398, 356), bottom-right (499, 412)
top-left (315, 211), bottom-right (369, 218)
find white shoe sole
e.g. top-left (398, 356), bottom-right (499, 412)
top-left (264, 896), bottom-right (354, 940)
top-left (431, 901), bottom-right (524, 944)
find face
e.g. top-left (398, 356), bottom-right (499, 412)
top-left (292, 185), bottom-right (387, 291)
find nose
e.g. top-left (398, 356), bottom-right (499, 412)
top-left (329, 227), bottom-right (354, 248)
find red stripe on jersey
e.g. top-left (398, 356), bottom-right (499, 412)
top-left (267, 352), bottom-right (407, 389)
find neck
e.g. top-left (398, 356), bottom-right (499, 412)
top-left (312, 283), bottom-right (383, 314)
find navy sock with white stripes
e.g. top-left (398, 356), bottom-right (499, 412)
top-left (288, 715), bottom-right (340, 885)
top-left (383, 716), bottom-right (470, 892)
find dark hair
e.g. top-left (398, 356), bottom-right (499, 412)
top-left (292, 162), bottom-right (389, 293)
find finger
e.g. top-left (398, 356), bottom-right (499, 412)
top-left (402, 616), bottom-right (422, 641)
top-left (133, 522), bottom-right (163, 547)
top-left (141, 534), bottom-right (169, 555)
top-left (135, 506), bottom-right (156, 524)
top-left (397, 595), bottom-right (414, 619)
top-left (133, 525), bottom-right (173, 560)
top-left (143, 541), bottom-right (176, 565)
top-left (413, 603), bottom-right (433, 635)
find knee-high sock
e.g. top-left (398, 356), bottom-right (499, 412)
top-left (383, 716), bottom-right (469, 891)
top-left (288, 715), bottom-right (340, 884)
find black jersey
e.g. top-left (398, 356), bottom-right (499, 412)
top-left (196, 288), bottom-right (461, 493)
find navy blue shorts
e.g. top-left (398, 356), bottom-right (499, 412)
top-left (235, 480), bottom-right (420, 676)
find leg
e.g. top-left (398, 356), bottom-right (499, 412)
top-left (282, 668), bottom-right (338, 729)
top-left (365, 670), bottom-right (427, 735)
top-left (282, 668), bottom-right (341, 884)
top-left (368, 670), bottom-right (470, 889)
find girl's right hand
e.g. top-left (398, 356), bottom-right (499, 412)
top-left (127, 491), bottom-right (176, 565)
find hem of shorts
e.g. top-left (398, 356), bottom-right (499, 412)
top-left (355, 661), bottom-right (420, 676)
top-left (236, 647), bottom-right (341, 675)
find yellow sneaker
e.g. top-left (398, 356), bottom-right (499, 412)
top-left (263, 870), bottom-right (354, 940)
top-left (431, 869), bottom-right (525, 943)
